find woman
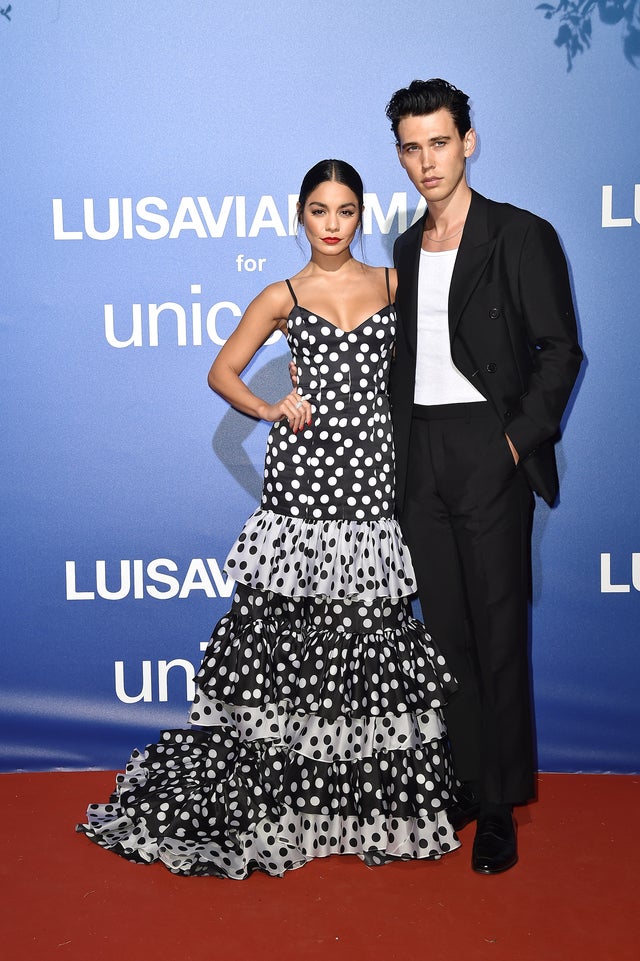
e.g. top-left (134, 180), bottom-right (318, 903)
top-left (77, 160), bottom-right (459, 877)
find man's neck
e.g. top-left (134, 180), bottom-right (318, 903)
top-left (422, 187), bottom-right (472, 250)
top-left (425, 184), bottom-right (472, 234)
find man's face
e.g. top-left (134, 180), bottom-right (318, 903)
top-left (396, 108), bottom-right (476, 205)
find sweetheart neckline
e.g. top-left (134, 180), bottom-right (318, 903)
top-left (287, 302), bottom-right (394, 334)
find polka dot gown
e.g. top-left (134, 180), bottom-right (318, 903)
top-left (77, 285), bottom-right (461, 877)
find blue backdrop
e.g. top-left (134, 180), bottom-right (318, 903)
top-left (1, 0), bottom-right (638, 773)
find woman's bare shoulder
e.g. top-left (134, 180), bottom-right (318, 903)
top-left (246, 278), bottom-right (295, 318)
top-left (363, 263), bottom-right (398, 299)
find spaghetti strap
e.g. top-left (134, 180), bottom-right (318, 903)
top-left (285, 278), bottom-right (298, 307)
top-left (384, 266), bottom-right (392, 305)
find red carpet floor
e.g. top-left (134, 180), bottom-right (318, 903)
top-left (2, 771), bottom-right (638, 961)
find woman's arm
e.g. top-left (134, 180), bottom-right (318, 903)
top-left (208, 283), bottom-right (312, 431)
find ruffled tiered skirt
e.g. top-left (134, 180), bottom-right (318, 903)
top-left (77, 509), bottom-right (460, 877)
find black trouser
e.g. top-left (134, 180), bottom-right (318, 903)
top-left (401, 402), bottom-right (535, 806)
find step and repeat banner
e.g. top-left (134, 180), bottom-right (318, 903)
top-left (1, 1), bottom-right (638, 773)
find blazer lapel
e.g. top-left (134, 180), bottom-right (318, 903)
top-left (399, 213), bottom-right (426, 356)
top-left (449, 191), bottom-right (495, 339)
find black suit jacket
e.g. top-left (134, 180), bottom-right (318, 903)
top-left (391, 190), bottom-right (583, 508)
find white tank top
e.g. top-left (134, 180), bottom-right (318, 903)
top-left (414, 248), bottom-right (486, 406)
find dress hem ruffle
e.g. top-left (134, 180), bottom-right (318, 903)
top-left (76, 726), bottom-right (459, 878)
top-left (224, 508), bottom-right (417, 600)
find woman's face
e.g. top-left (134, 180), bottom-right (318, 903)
top-left (299, 180), bottom-right (361, 257)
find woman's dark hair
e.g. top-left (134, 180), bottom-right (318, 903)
top-left (385, 79), bottom-right (471, 143)
top-left (297, 159), bottom-right (364, 224)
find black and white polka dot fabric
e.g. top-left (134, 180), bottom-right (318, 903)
top-left (260, 302), bottom-right (396, 523)
top-left (77, 284), bottom-right (460, 877)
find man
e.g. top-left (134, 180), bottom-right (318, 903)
top-left (385, 79), bottom-right (582, 874)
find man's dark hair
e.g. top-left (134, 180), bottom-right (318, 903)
top-left (385, 79), bottom-right (472, 143)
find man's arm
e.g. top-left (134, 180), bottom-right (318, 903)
top-left (502, 216), bottom-right (583, 461)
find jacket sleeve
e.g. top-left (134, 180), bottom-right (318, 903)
top-left (504, 216), bottom-right (583, 460)
top-left (392, 235), bottom-right (401, 269)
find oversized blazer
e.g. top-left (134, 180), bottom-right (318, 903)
top-left (390, 190), bottom-right (583, 508)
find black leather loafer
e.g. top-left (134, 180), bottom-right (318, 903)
top-left (447, 785), bottom-right (481, 832)
top-left (472, 813), bottom-right (518, 874)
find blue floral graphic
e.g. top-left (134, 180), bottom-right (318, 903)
top-left (537, 0), bottom-right (640, 68)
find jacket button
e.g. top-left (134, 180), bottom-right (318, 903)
top-left (504, 409), bottom-right (512, 419)
top-left (486, 363), bottom-right (497, 373)
top-left (489, 306), bottom-right (501, 319)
